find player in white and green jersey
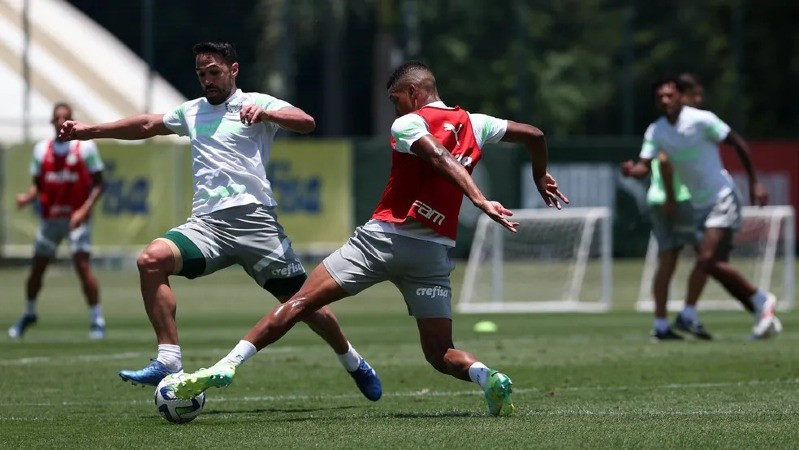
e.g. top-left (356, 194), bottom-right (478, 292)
top-left (59, 42), bottom-right (381, 399)
top-left (622, 74), bottom-right (780, 341)
top-left (643, 73), bottom-right (713, 340)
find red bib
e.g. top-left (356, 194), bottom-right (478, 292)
top-left (38, 140), bottom-right (92, 218)
top-left (371, 105), bottom-right (482, 239)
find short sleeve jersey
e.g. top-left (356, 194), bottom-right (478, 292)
top-left (640, 106), bottom-right (734, 207)
top-left (31, 139), bottom-right (104, 176)
top-left (163, 89), bottom-right (291, 216)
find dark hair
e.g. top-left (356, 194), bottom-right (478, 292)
top-left (192, 41), bottom-right (238, 65)
top-left (651, 74), bottom-right (687, 98)
top-left (386, 60), bottom-right (431, 90)
top-left (678, 72), bottom-right (702, 90)
top-left (52, 102), bottom-right (72, 117)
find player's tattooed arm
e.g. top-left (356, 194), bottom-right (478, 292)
top-left (59, 114), bottom-right (173, 141)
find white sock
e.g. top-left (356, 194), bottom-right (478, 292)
top-left (336, 342), bottom-right (362, 372)
top-left (468, 362), bottom-right (491, 389)
top-left (750, 289), bottom-right (768, 313)
top-left (217, 340), bottom-right (258, 367)
top-left (654, 317), bottom-right (670, 332)
top-left (89, 305), bottom-right (103, 324)
top-left (156, 344), bottom-right (182, 371)
top-left (25, 300), bottom-right (36, 316)
top-left (680, 305), bottom-right (698, 322)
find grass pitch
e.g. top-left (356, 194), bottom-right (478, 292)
top-left (0, 262), bottom-right (797, 448)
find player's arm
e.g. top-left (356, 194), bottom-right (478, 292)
top-left (500, 121), bottom-right (568, 209)
top-left (59, 114), bottom-right (173, 141)
top-left (409, 135), bottom-right (519, 233)
top-left (658, 152), bottom-right (679, 219)
top-left (240, 105), bottom-right (316, 134)
top-left (724, 130), bottom-right (768, 206)
top-left (70, 171), bottom-right (105, 230)
top-left (16, 177), bottom-right (38, 209)
top-left (620, 158), bottom-right (652, 178)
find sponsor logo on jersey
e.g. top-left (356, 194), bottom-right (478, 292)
top-left (415, 285), bottom-right (450, 299)
top-left (413, 200), bottom-right (445, 225)
top-left (271, 261), bottom-right (304, 277)
top-left (225, 101), bottom-right (243, 113)
top-left (443, 122), bottom-right (462, 146)
top-left (44, 170), bottom-right (79, 183)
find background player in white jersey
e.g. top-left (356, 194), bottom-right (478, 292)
top-left (58, 42), bottom-right (381, 400)
top-left (639, 73), bottom-right (713, 340)
top-left (9, 102), bottom-right (106, 340)
top-left (621, 74), bottom-right (780, 340)
top-left (171, 61), bottom-right (568, 417)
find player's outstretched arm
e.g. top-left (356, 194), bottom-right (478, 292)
top-left (240, 105), bottom-right (315, 134)
top-left (724, 130), bottom-right (768, 206)
top-left (58, 114), bottom-right (173, 141)
top-left (500, 121), bottom-right (568, 209)
top-left (409, 135), bottom-right (518, 233)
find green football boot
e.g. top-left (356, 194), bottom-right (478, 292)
top-left (483, 370), bottom-right (514, 416)
top-left (172, 364), bottom-right (236, 399)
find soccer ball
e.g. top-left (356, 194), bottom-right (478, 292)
top-left (154, 374), bottom-right (205, 424)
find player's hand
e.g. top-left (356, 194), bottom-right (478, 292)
top-left (751, 181), bottom-right (769, 206)
top-left (69, 208), bottom-right (89, 230)
top-left (476, 200), bottom-right (519, 233)
top-left (535, 172), bottom-right (569, 209)
top-left (620, 160), bottom-right (635, 177)
top-left (58, 120), bottom-right (89, 140)
top-left (240, 105), bottom-right (268, 126)
top-left (663, 199), bottom-right (677, 220)
top-left (16, 193), bottom-right (33, 209)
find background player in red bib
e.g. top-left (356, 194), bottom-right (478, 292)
top-left (9, 103), bottom-right (106, 340)
top-left (173, 61), bottom-right (568, 417)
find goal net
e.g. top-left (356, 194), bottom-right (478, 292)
top-left (636, 206), bottom-right (795, 312)
top-left (458, 207), bottom-right (612, 313)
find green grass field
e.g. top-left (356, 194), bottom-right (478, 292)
top-left (1, 261), bottom-right (798, 448)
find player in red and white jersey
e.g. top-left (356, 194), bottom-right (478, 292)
top-left (173, 61), bottom-right (569, 417)
top-left (8, 103), bottom-right (106, 340)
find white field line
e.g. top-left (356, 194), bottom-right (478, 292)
top-left (1, 378), bottom-right (797, 409)
top-left (0, 347), bottom-right (300, 367)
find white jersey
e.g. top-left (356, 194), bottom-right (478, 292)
top-left (640, 106), bottom-right (734, 207)
top-left (363, 101), bottom-right (508, 246)
top-left (31, 139), bottom-right (104, 175)
top-left (163, 89), bottom-right (292, 216)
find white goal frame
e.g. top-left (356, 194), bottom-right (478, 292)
top-left (636, 205), bottom-right (795, 312)
top-left (458, 207), bottom-right (613, 313)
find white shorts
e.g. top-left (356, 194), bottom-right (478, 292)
top-left (34, 218), bottom-right (92, 257)
top-left (694, 190), bottom-right (743, 232)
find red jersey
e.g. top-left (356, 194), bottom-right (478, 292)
top-left (38, 140), bottom-right (93, 219)
top-left (371, 105), bottom-right (482, 239)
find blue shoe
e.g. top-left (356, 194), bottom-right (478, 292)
top-left (8, 314), bottom-right (37, 339)
top-left (119, 359), bottom-right (181, 386)
top-left (349, 358), bottom-right (382, 401)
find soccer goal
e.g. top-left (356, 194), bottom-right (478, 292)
top-left (636, 206), bottom-right (795, 312)
top-left (458, 207), bottom-right (612, 313)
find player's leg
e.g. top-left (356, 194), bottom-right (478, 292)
top-left (393, 233), bottom-right (512, 416)
top-left (416, 318), bottom-right (513, 416)
top-left (240, 213), bottom-right (383, 400)
top-left (9, 219), bottom-right (64, 338)
top-left (173, 262), bottom-right (354, 399)
top-left (69, 222), bottom-right (104, 339)
top-left (120, 217), bottom-right (223, 385)
top-left (173, 226), bottom-right (388, 400)
top-left (652, 249), bottom-right (683, 340)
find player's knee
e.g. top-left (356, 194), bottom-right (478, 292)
top-left (696, 254), bottom-right (720, 275)
top-left (136, 245), bottom-right (171, 274)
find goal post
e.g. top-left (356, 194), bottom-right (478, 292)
top-left (636, 205), bottom-right (795, 312)
top-left (458, 207), bottom-right (613, 313)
